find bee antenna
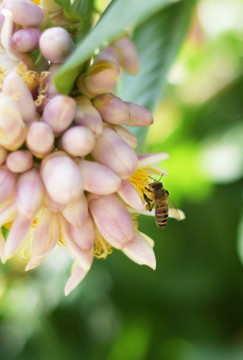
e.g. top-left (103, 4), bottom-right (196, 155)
top-left (157, 173), bottom-right (164, 182)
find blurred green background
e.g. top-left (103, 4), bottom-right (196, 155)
top-left (1, 0), bottom-right (243, 359)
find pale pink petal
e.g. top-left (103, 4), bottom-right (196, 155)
top-left (137, 153), bottom-right (169, 168)
top-left (112, 125), bottom-right (138, 149)
top-left (4, 213), bottom-right (32, 259)
top-left (0, 168), bottom-right (17, 203)
top-left (29, 207), bottom-right (59, 260)
top-left (0, 196), bottom-right (17, 227)
top-left (118, 179), bottom-right (144, 210)
top-left (79, 160), bottom-right (121, 195)
top-left (60, 216), bottom-right (94, 270)
top-left (3, 72), bottom-right (37, 124)
top-left (62, 194), bottom-right (88, 227)
top-left (122, 231), bottom-right (156, 269)
top-left (64, 263), bottom-right (89, 296)
top-left (69, 216), bottom-right (95, 250)
top-left (89, 194), bottom-right (136, 249)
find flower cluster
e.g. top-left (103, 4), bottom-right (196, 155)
top-left (0, 0), bottom-right (184, 295)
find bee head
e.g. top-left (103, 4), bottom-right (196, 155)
top-left (151, 182), bottom-right (162, 190)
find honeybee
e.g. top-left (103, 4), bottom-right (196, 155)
top-left (143, 179), bottom-right (183, 228)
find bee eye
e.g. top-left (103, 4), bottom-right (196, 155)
top-left (166, 190), bottom-right (169, 195)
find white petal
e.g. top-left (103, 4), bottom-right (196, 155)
top-left (137, 152), bottom-right (169, 168)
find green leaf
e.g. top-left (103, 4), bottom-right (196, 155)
top-left (54, 0), bottom-right (81, 21)
top-left (118, 0), bottom-right (196, 149)
top-left (54, 0), bottom-right (177, 94)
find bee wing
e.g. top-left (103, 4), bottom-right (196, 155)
top-left (168, 199), bottom-right (186, 221)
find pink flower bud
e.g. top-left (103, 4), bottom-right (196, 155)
top-left (0, 96), bottom-right (26, 150)
top-left (89, 194), bottom-right (136, 249)
top-left (60, 126), bottom-right (95, 157)
top-left (74, 96), bottom-right (103, 136)
top-left (112, 37), bottom-right (139, 74)
top-left (15, 168), bottom-right (45, 219)
top-left (76, 73), bottom-right (97, 98)
top-left (26, 122), bottom-right (54, 158)
top-left (126, 102), bottom-right (153, 127)
top-left (112, 125), bottom-right (138, 149)
top-left (41, 152), bottom-right (83, 205)
top-left (0, 168), bottom-right (16, 203)
top-left (42, 95), bottom-right (76, 135)
top-left (62, 194), bottom-right (88, 228)
top-left (93, 93), bottom-right (130, 126)
top-left (0, 147), bottom-right (8, 165)
top-left (91, 127), bottom-right (138, 179)
top-left (84, 47), bottom-right (120, 95)
top-left (12, 28), bottom-right (41, 52)
top-left (3, 72), bottom-right (37, 124)
top-left (2, 0), bottom-right (45, 27)
top-left (6, 150), bottom-right (33, 173)
top-left (78, 160), bottom-right (121, 195)
top-left (39, 27), bottom-right (74, 63)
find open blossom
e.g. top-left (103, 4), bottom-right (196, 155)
top-left (0, 0), bottom-right (185, 295)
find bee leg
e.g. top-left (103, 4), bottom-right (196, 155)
top-left (143, 193), bottom-right (154, 211)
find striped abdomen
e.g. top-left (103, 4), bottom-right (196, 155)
top-left (155, 202), bottom-right (168, 228)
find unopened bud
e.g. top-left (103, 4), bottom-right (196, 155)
top-left (2, 0), bottom-right (45, 27)
top-left (15, 168), bottom-right (45, 219)
top-left (26, 122), bottom-right (54, 158)
top-left (61, 126), bottom-right (95, 157)
top-left (91, 127), bottom-right (138, 179)
top-left (126, 102), bottom-right (153, 126)
top-left (74, 96), bottom-right (103, 136)
top-left (42, 95), bottom-right (76, 135)
top-left (112, 37), bottom-right (139, 74)
top-left (84, 46), bottom-right (120, 95)
top-left (12, 28), bottom-right (41, 52)
top-left (6, 150), bottom-right (33, 173)
top-left (39, 27), bottom-right (74, 63)
top-left (93, 93), bottom-right (130, 125)
top-left (41, 152), bottom-right (84, 205)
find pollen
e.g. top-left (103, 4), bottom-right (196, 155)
top-left (0, 66), bottom-right (5, 91)
top-left (129, 169), bottom-right (152, 200)
top-left (94, 231), bottom-right (113, 259)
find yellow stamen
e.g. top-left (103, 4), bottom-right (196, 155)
top-left (129, 169), bottom-right (152, 200)
top-left (22, 71), bottom-right (40, 91)
top-left (94, 231), bottom-right (113, 259)
top-left (31, 0), bottom-right (40, 5)
top-left (132, 214), bottom-right (139, 229)
top-left (0, 66), bottom-right (6, 91)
